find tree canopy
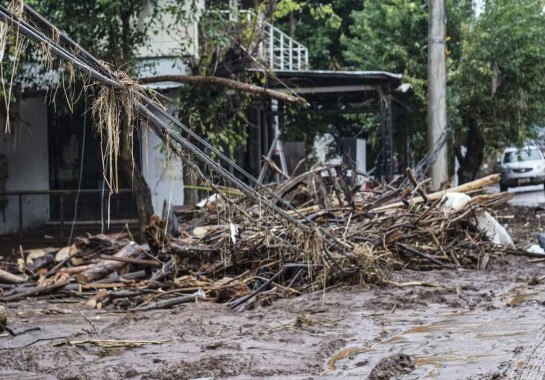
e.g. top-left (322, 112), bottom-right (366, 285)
top-left (453, 0), bottom-right (545, 149)
top-left (288, 0), bottom-right (545, 182)
top-left (4, 0), bottom-right (545, 188)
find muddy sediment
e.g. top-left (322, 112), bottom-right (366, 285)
top-left (1, 205), bottom-right (545, 379)
top-left (0, 253), bottom-right (543, 379)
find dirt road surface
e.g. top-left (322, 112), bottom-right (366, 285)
top-left (0, 255), bottom-right (543, 379)
top-left (489, 184), bottom-right (545, 207)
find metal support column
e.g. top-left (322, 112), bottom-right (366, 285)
top-left (380, 94), bottom-right (394, 181)
top-left (258, 100), bottom-right (288, 183)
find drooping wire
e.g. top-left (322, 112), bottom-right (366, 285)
top-left (68, 95), bottom-right (88, 245)
top-left (0, 5), bottom-right (355, 268)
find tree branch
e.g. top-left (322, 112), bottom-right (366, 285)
top-left (139, 75), bottom-right (307, 106)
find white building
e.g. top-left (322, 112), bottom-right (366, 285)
top-left (0, 0), bottom-right (203, 235)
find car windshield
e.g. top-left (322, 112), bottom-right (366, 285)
top-left (503, 148), bottom-right (543, 163)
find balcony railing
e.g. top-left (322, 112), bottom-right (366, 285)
top-left (206, 9), bottom-right (309, 72)
top-left (262, 18), bottom-right (309, 71)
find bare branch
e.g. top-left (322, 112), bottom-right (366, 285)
top-left (139, 75), bottom-right (307, 106)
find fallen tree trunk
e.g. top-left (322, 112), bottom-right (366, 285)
top-left (75, 242), bottom-right (140, 284)
top-left (139, 75), bottom-right (306, 106)
top-left (371, 174), bottom-right (501, 212)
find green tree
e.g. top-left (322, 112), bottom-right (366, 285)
top-left (272, 1), bottom-right (383, 163)
top-left (453, 0), bottom-right (545, 182)
top-left (341, 0), bottom-right (472, 155)
top-left (275, 0), bottom-right (349, 69)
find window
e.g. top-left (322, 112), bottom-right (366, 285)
top-left (503, 148), bottom-right (543, 163)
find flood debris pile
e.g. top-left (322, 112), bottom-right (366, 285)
top-left (0, 170), bottom-right (514, 310)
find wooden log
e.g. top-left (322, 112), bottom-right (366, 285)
top-left (140, 75), bottom-right (307, 106)
top-left (396, 243), bottom-right (455, 268)
top-left (371, 174), bottom-right (501, 212)
top-left (504, 248), bottom-right (545, 259)
top-left (28, 254), bottom-right (55, 273)
top-left (0, 305), bottom-right (7, 331)
top-left (0, 269), bottom-right (25, 284)
top-left (0, 281), bottom-right (68, 302)
top-left (99, 254), bottom-right (161, 267)
top-left (75, 242), bottom-right (140, 284)
top-left (45, 251), bottom-right (80, 278)
top-left (130, 292), bottom-right (204, 311)
top-left (60, 264), bottom-right (94, 276)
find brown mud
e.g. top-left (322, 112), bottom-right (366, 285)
top-left (0, 206), bottom-right (544, 379)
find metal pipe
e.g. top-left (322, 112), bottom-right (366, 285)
top-left (288, 38), bottom-right (293, 71)
top-left (18, 194), bottom-right (22, 236)
top-left (269, 25), bottom-right (274, 69)
top-left (280, 33), bottom-right (284, 71)
top-left (0, 189), bottom-right (133, 196)
top-left (0, 6), bottom-right (119, 89)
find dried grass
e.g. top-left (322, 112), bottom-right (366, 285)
top-left (0, 0), bottom-right (25, 133)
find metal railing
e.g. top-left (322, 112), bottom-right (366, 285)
top-left (0, 189), bottom-right (136, 238)
top-left (262, 18), bottom-right (309, 71)
top-left (206, 9), bottom-right (309, 71)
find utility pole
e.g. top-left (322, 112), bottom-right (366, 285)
top-left (428, 0), bottom-right (448, 189)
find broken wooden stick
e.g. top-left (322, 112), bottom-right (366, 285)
top-left (75, 242), bottom-right (140, 284)
top-left (130, 291), bottom-right (205, 311)
top-left (371, 174), bottom-right (501, 212)
top-left (0, 281), bottom-right (69, 302)
top-left (99, 254), bottom-right (161, 267)
top-left (406, 168), bottom-right (429, 202)
top-left (0, 269), bottom-right (25, 284)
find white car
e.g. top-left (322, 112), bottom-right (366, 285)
top-left (499, 146), bottom-right (545, 192)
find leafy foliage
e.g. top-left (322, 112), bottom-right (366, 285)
top-left (342, 1), bottom-right (471, 153)
top-left (276, 0), bottom-right (357, 69)
top-left (452, 0), bottom-right (545, 152)
top-left (173, 8), bottom-right (256, 156)
top-left (338, 0), bottom-right (545, 180)
top-left (25, 0), bottom-right (160, 65)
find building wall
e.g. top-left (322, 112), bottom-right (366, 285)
top-left (137, 0), bottom-right (201, 213)
top-left (137, 0), bottom-right (203, 59)
top-left (141, 92), bottom-right (185, 215)
top-left (0, 97), bottom-right (49, 234)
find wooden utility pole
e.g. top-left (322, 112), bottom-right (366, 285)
top-left (428, 0), bottom-right (448, 189)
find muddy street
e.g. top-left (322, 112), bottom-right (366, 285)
top-left (0, 254), bottom-right (543, 380)
top-left (0, 197), bottom-right (544, 380)
top-left (3, 0), bottom-right (545, 379)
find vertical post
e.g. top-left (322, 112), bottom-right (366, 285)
top-left (256, 107), bottom-right (262, 176)
top-left (269, 25), bottom-right (274, 69)
top-left (276, 101), bottom-right (288, 174)
top-left (288, 38), bottom-right (293, 70)
top-left (280, 33), bottom-right (285, 70)
top-left (228, 0), bottom-right (238, 22)
top-left (428, 0), bottom-right (448, 189)
top-left (18, 194), bottom-right (22, 236)
top-left (59, 194), bottom-right (65, 239)
top-left (380, 94), bottom-right (394, 181)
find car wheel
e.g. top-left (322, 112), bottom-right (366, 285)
top-left (500, 183), bottom-right (508, 192)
